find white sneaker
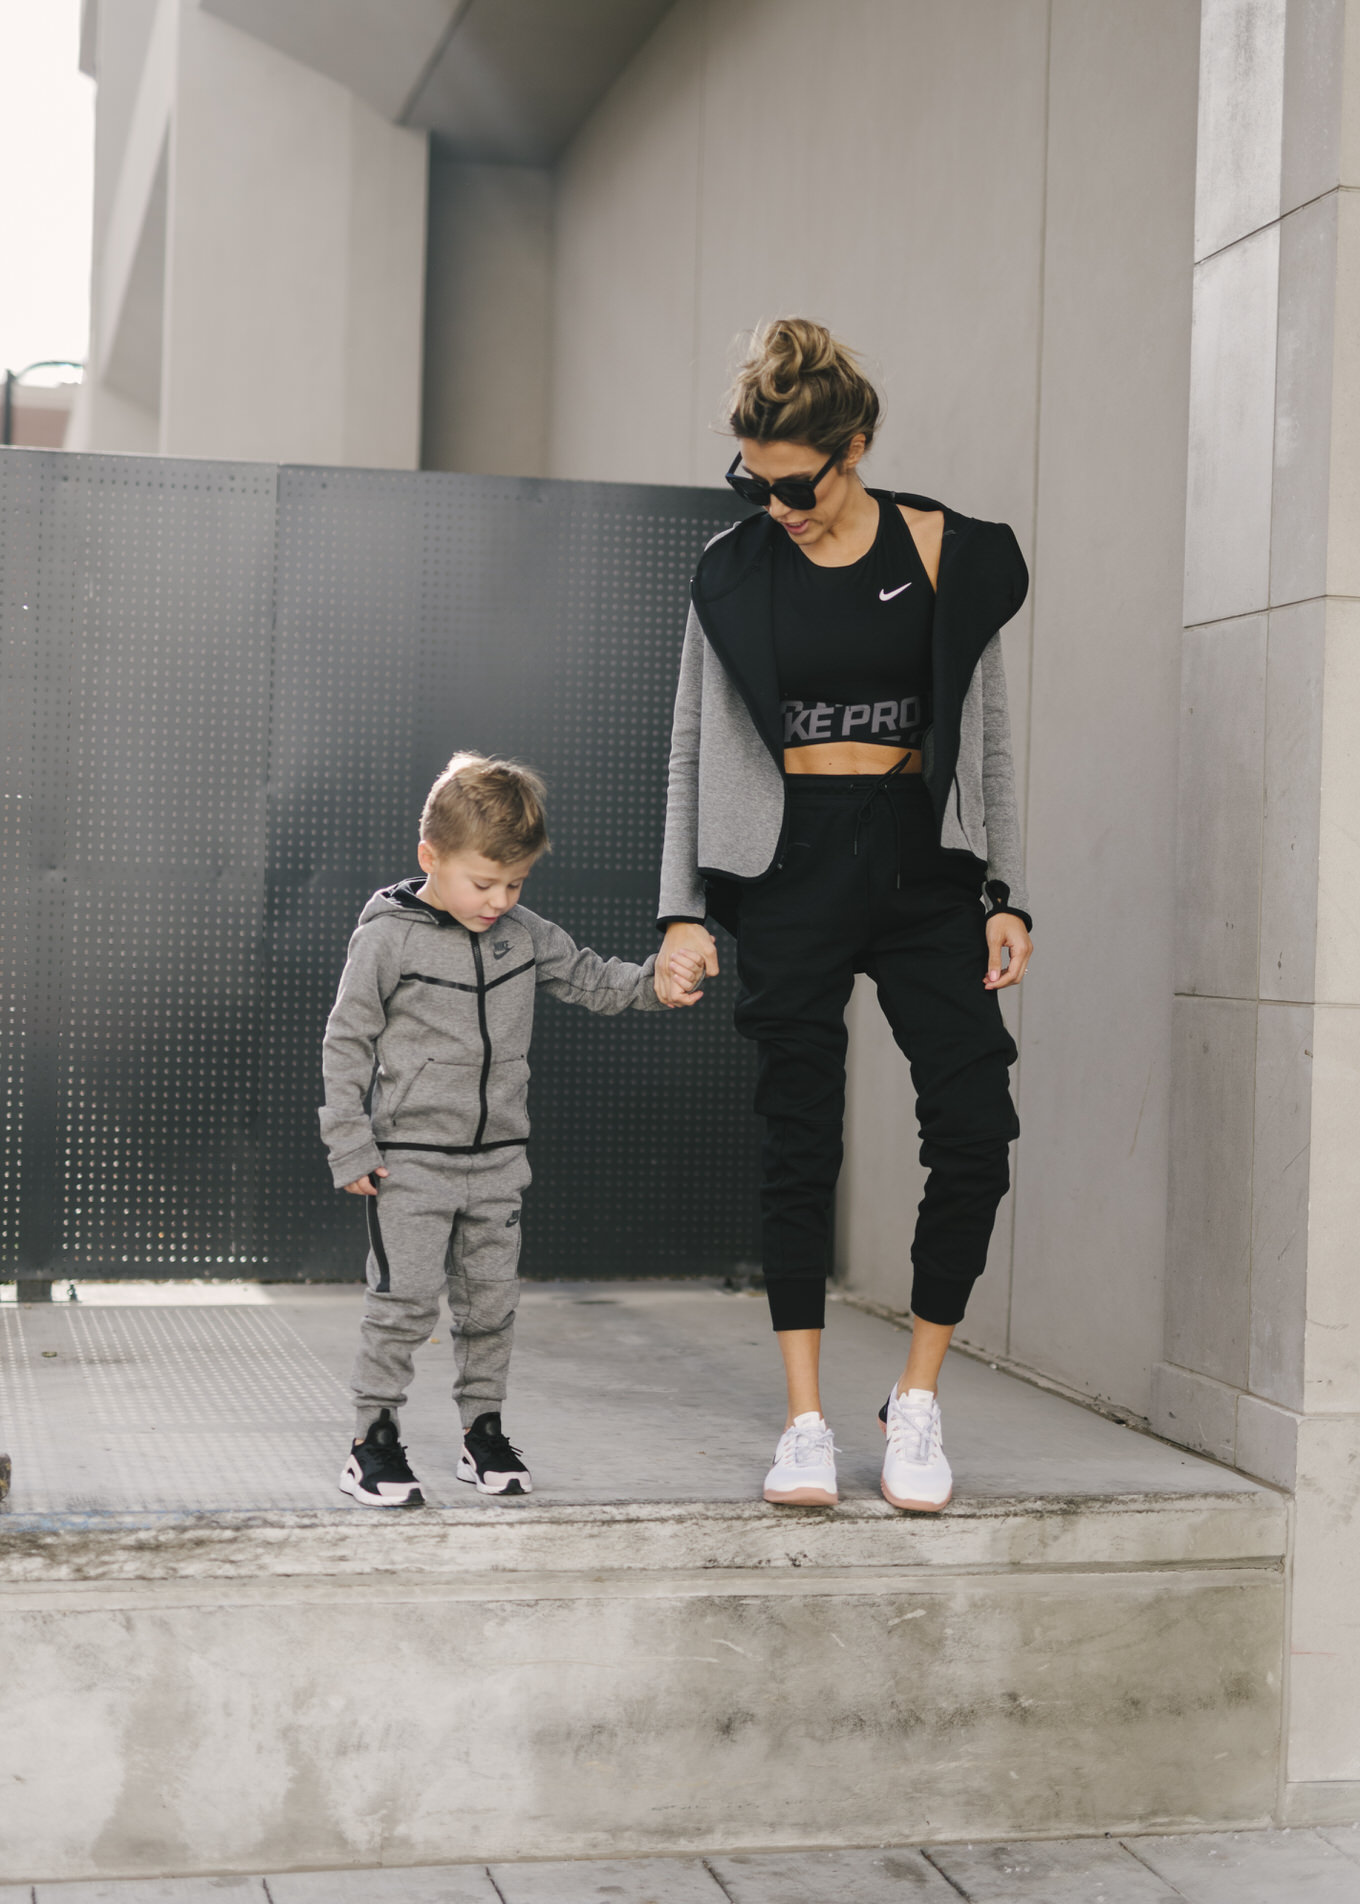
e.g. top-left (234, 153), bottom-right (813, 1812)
top-left (880, 1386), bottom-right (952, 1511)
top-left (763, 1411), bottom-right (838, 1505)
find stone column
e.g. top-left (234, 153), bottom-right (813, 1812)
top-left (1159, 0), bottom-right (1360, 1823)
top-left (160, 3), bottom-right (427, 467)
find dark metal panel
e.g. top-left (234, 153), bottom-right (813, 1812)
top-left (264, 468), bottom-right (759, 1280)
top-left (1, 453), bottom-right (760, 1281)
top-left (0, 449), bottom-right (277, 1281)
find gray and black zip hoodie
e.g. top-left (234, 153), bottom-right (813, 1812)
top-left (319, 879), bottom-right (665, 1191)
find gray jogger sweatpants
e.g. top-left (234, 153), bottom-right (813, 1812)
top-left (350, 1146), bottom-right (532, 1435)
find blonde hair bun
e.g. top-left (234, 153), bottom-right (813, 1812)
top-left (727, 318), bottom-right (880, 455)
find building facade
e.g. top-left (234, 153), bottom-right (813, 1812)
top-left (71, 0), bottom-right (1360, 1819)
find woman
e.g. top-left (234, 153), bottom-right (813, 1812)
top-left (655, 319), bottom-right (1031, 1512)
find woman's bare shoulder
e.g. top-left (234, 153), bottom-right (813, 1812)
top-left (898, 503), bottom-right (944, 588)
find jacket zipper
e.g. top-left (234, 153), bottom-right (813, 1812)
top-left (470, 934), bottom-right (491, 1149)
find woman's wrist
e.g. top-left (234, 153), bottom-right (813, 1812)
top-left (662, 919), bottom-right (710, 945)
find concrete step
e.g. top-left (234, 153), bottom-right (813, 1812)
top-left (0, 1285), bottom-right (1287, 1885)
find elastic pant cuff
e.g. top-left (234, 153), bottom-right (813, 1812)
top-left (765, 1276), bottom-right (827, 1333)
top-left (909, 1271), bottom-right (975, 1329)
top-left (459, 1398), bottom-right (506, 1430)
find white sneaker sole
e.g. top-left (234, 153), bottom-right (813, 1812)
top-left (338, 1462), bottom-right (424, 1508)
top-left (879, 1415), bottom-right (951, 1513)
top-left (764, 1484), bottom-right (839, 1505)
top-left (457, 1452), bottom-right (531, 1496)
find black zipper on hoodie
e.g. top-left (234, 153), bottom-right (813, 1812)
top-left (470, 933), bottom-right (492, 1148)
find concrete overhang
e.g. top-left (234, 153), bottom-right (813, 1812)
top-left (198, 0), bottom-right (675, 161)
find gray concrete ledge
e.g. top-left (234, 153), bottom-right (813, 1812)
top-left (1, 1558), bottom-right (1284, 1880)
top-left (0, 1490), bottom-right (1286, 1583)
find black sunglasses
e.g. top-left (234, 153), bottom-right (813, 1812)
top-left (724, 447), bottom-right (840, 512)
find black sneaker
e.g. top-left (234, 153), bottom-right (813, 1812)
top-left (457, 1412), bottom-right (532, 1496)
top-left (339, 1408), bottom-right (425, 1508)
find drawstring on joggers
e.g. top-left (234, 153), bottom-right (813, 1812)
top-left (851, 754), bottom-right (915, 888)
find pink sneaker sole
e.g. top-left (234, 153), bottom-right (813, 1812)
top-left (880, 1479), bottom-right (951, 1512)
top-left (764, 1485), bottom-right (838, 1506)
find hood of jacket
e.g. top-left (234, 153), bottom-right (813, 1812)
top-left (689, 491), bottom-right (1029, 824)
top-left (357, 877), bottom-right (463, 931)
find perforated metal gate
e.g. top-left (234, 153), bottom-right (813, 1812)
top-left (0, 450), bottom-right (759, 1285)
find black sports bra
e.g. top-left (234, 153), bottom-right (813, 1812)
top-left (772, 496), bottom-right (933, 750)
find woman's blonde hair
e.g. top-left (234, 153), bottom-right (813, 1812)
top-left (421, 752), bottom-right (550, 864)
top-left (726, 317), bottom-right (880, 457)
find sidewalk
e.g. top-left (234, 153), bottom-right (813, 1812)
top-left (5, 1829), bottom-right (1360, 1900)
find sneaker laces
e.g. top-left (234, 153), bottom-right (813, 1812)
top-left (468, 1418), bottom-right (524, 1466)
top-left (366, 1430), bottom-right (418, 1485)
top-left (778, 1420), bottom-right (838, 1468)
top-left (887, 1395), bottom-right (941, 1466)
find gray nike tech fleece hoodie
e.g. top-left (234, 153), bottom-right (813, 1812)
top-left (319, 880), bottom-right (664, 1190)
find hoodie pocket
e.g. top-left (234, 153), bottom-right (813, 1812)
top-left (482, 1055), bottom-right (531, 1144)
top-left (379, 1058), bottom-right (482, 1144)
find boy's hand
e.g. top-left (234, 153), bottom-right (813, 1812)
top-left (345, 1167), bottom-right (389, 1196)
top-left (657, 923), bottom-right (718, 1007)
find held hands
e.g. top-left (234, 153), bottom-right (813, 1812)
top-left (345, 1166), bottom-right (389, 1196)
top-left (655, 922), bottom-right (719, 1007)
top-left (984, 914), bottom-right (1032, 991)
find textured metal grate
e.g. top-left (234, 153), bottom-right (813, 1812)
top-left (0, 1303), bottom-right (351, 1511)
top-left (1, 451), bottom-right (759, 1281)
top-left (1, 452), bottom-right (276, 1281)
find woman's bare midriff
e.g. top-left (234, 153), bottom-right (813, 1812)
top-left (784, 743), bottom-right (922, 776)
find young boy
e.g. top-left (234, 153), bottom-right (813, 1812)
top-left (320, 752), bottom-right (705, 1507)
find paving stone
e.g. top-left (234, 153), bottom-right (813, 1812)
top-left (1318, 1827), bottom-right (1360, 1867)
top-left (266, 1867), bottom-right (499, 1901)
top-left (33, 1883), bottom-right (264, 1901)
top-left (926, 1839), bottom-right (1180, 1901)
top-left (489, 1859), bottom-right (726, 1903)
top-left (1132, 1829), bottom-right (1360, 1902)
top-left (710, 1846), bottom-right (959, 1898)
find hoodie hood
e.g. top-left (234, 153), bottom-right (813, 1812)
top-left (357, 878), bottom-right (461, 929)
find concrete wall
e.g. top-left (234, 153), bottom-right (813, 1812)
top-left (1156, 0), bottom-right (1360, 1818)
top-left (163, 6), bottom-right (427, 465)
top-left (73, 0), bottom-right (428, 468)
top-left (546, 0), bottom-right (1200, 1419)
top-left (0, 1487), bottom-right (1285, 1881)
top-left (422, 157), bottom-right (553, 475)
top-left (68, 0), bottom-right (171, 453)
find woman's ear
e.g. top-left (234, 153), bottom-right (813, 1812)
top-left (840, 432), bottom-right (868, 472)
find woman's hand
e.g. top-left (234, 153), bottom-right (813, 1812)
top-left (656, 922), bottom-right (719, 1007)
top-left (984, 914), bottom-right (1031, 991)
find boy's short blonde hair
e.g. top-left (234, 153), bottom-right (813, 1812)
top-left (420, 753), bottom-right (550, 864)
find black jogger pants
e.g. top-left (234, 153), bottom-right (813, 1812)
top-left (729, 772), bottom-right (1019, 1333)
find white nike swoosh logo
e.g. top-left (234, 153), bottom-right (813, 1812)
top-left (879, 583), bottom-right (912, 600)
